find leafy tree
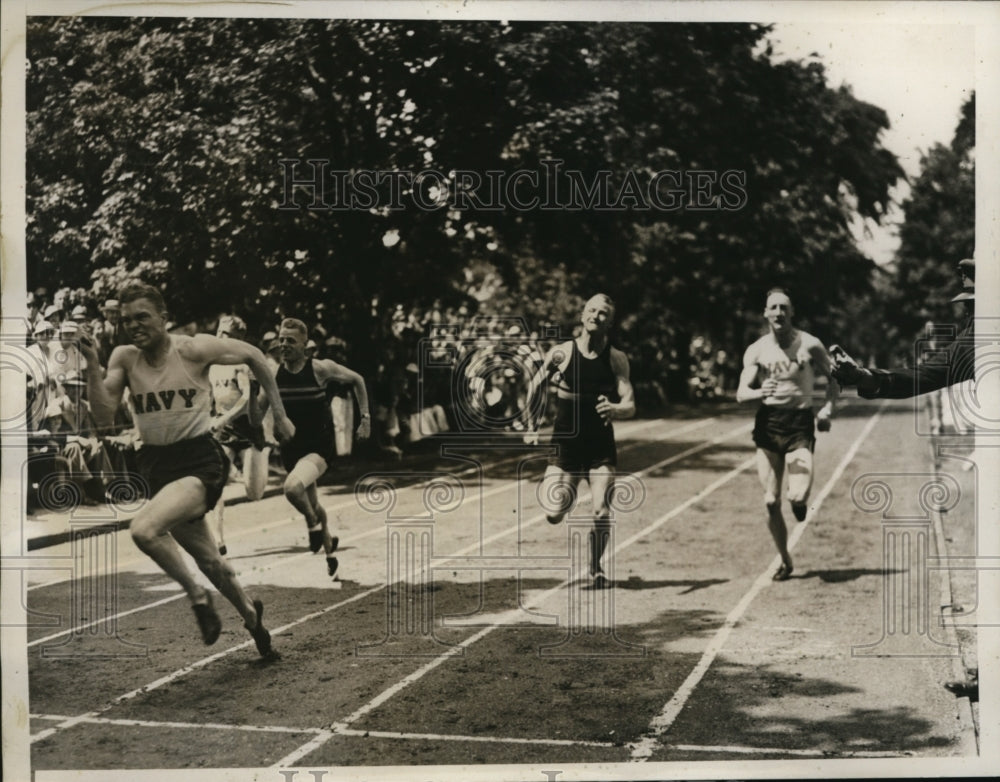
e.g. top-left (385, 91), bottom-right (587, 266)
top-left (885, 93), bottom-right (975, 352)
top-left (26, 18), bottom-right (905, 384)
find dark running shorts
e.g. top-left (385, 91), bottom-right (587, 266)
top-left (135, 433), bottom-right (230, 510)
top-left (753, 405), bottom-right (815, 455)
top-left (549, 425), bottom-right (618, 475)
top-left (215, 414), bottom-right (266, 451)
top-left (279, 428), bottom-right (336, 473)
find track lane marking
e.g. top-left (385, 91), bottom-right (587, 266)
top-left (26, 415), bottom-right (704, 592)
top-left (628, 404), bottom-right (886, 760)
top-left (28, 418), bottom-right (746, 750)
top-left (271, 423), bottom-right (757, 767)
top-left (27, 417), bottom-right (716, 646)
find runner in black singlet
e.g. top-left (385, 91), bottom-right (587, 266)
top-left (527, 294), bottom-right (636, 588)
top-left (257, 317), bottom-right (371, 579)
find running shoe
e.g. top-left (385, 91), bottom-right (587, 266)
top-left (245, 599), bottom-right (276, 658)
top-left (218, 544), bottom-right (228, 557)
top-left (591, 572), bottom-right (609, 590)
top-left (326, 556), bottom-right (339, 578)
top-left (791, 502), bottom-right (808, 522)
top-left (192, 593), bottom-right (222, 645)
top-left (772, 562), bottom-right (793, 581)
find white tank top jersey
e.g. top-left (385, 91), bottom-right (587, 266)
top-left (126, 336), bottom-right (213, 445)
top-left (209, 363), bottom-right (248, 413)
top-left (745, 330), bottom-right (818, 409)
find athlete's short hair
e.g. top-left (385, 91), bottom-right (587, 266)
top-left (279, 317), bottom-right (309, 341)
top-left (119, 283), bottom-right (167, 314)
top-left (585, 293), bottom-right (616, 319)
top-left (765, 287), bottom-right (791, 302)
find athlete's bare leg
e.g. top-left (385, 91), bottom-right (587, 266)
top-left (129, 477), bottom-right (214, 604)
top-left (540, 464), bottom-right (579, 524)
top-left (243, 445), bottom-right (270, 501)
top-left (283, 453), bottom-right (327, 527)
top-left (172, 514), bottom-right (257, 626)
top-left (785, 446), bottom-right (814, 522)
top-left (587, 465), bottom-right (615, 584)
top-left (756, 448), bottom-right (793, 579)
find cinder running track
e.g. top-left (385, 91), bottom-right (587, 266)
top-left (20, 399), bottom-right (980, 772)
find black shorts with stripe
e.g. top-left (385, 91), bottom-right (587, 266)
top-left (135, 433), bottom-right (231, 509)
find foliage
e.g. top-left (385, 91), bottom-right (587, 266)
top-left (885, 94), bottom-right (975, 351)
top-left (26, 18), bottom-right (906, 381)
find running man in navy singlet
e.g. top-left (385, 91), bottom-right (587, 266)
top-left (737, 288), bottom-right (838, 581)
top-left (78, 283), bottom-right (295, 657)
top-left (255, 318), bottom-right (371, 579)
top-left (527, 294), bottom-right (635, 588)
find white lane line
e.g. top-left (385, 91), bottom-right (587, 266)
top-left (30, 417), bottom-right (737, 747)
top-left (28, 585), bottom-right (380, 745)
top-left (334, 726), bottom-right (617, 748)
top-left (29, 715), bottom-right (915, 756)
top-left (30, 713), bottom-right (320, 735)
top-left (26, 415), bottom-right (702, 592)
top-left (272, 422), bottom-right (757, 768)
top-left (628, 405), bottom-right (886, 761)
top-left (26, 417), bottom-right (716, 646)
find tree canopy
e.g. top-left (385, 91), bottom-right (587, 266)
top-left (27, 17), bottom-right (908, 378)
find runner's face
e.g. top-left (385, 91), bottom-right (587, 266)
top-left (581, 296), bottom-right (614, 334)
top-left (120, 298), bottom-right (168, 350)
top-left (764, 294), bottom-right (793, 332)
top-left (278, 328), bottom-right (306, 363)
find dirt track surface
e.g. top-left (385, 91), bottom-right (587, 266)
top-left (21, 399), bottom-right (981, 773)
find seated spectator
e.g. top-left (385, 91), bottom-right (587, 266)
top-left (51, 321), bottom-right (88, 388)
top-left (40, 377), bottom-right (113, 505)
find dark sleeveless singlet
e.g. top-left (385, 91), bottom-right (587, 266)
top-left (276, 360), bottom-right (336, 470)
top-left (551, 340), bottom-right (619, 472)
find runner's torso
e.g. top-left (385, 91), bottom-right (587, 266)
top-left (554, 340), bottom-right (619, 434)
top-left (127, 336), bottom-right (213, 445)
top-left (276, 360), bottom-right (334, 434)
top-left (751, 331), bottom-right (815, 409)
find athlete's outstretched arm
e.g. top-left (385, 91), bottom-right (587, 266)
top-left (316, 359), bottom-right (372, 440)
top-left (185, 335), bottom-right (294, 442)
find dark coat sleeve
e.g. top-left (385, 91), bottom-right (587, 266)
top-left (858, 326), bottom-right (975, 399)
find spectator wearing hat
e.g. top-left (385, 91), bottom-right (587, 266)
top-left (51, 321), bottom-right (88, 387)
top-left (95, 299), bottom-right (128, 365)
top-left (27, 321), bottom-right (56, 430)
top-left (43, 303), bottom-right (64, 329)
top-left (70, 304), bottom-right (90, 324)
